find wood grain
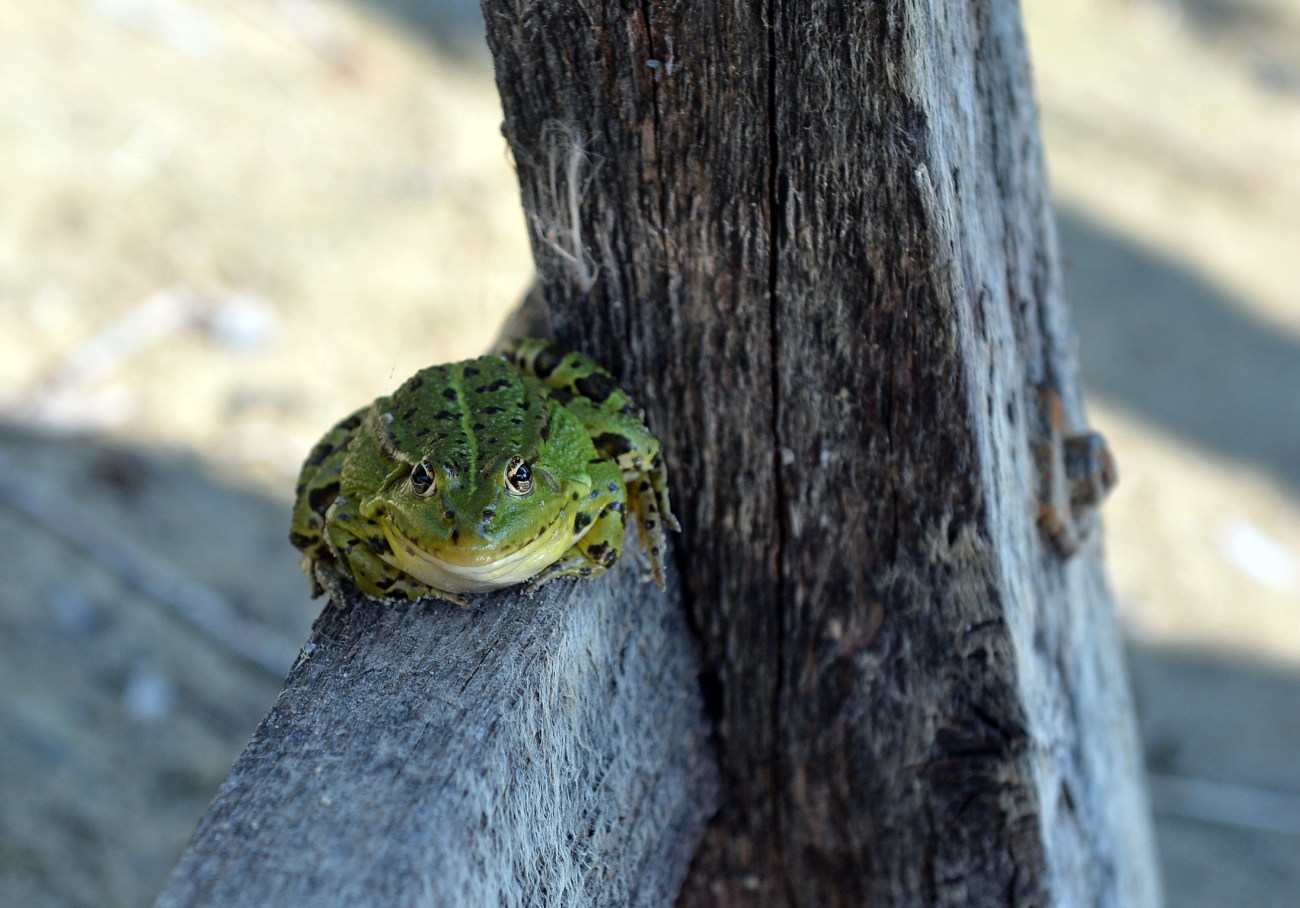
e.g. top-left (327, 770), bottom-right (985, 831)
top-left (483, 0), bottom-right (1160, 904)
top-left (156, 558), bottom-right (718, 906)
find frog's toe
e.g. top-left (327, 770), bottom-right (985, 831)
top-left (526, 557), bottom-right (605, 590)
top-left (647, 454), bottom-right (680, 532)
top-left (644, 537), bottom-right (668, 590)
top-left (661, 508), bottom-right (682, 534)
top-left (627, 483), bottom-right (672, 588)
top-left (528, 499), bottom-right (626, 589)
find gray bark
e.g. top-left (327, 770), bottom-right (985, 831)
top-left (159, 0), bottom-right (1162, 904)
top-left (485, 0), bottom-right (1160, 905)
top-left (156, 561), bottom-right (717, 906)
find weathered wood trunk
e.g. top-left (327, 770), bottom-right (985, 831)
top-left (484, 0), bottom-right (1159, 905)
top-left (159, 0), bottom-right (1161, 905)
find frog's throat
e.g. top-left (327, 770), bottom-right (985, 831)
top-left (376, 512), bottom-right (578, 594)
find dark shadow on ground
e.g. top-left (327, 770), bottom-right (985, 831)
top-left (1058, 206), bottom-right (1300, 494)
top-left (0, 426), bottom-right (315, 908)
top-left (1128, 640), bottom-right (1300, 908)
top-left (1177, 0), bottom-right (1300, 94)
top-left (350, 0), bottom-right (489, 62)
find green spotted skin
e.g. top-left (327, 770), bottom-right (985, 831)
top-left (290, 339), bottom-right (678, 605)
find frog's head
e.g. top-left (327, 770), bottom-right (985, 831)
top-left (359, 445), bottom-right (588, 592)
top-left (353, 359), bottom-right (595, 592)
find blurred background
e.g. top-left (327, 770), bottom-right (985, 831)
top-left (0, 0), bottom-right (1296, 904)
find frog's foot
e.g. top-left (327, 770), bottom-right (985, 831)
top-left (525, 557), bottom-right (606, 591)
top-left (289, 479), bottom-right (342, 598)
top-left (526, 497), bottom-right (626, 590)
top-left (366, 571), bottom-right (468, 607)
top-left (327, 521), bottom-right (469, 606)
top-left (627, 453), bottom-right (678, 589)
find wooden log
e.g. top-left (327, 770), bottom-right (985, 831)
top-left (482, 0), bottom-right (1162, 904)
top-left (156, 558), bottom-right (719, 906)
top-left (161, 0), bottom-right (1161, 903)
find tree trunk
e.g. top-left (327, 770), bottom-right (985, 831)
top-left (484, 0), bottom-right (1160, 905)
top-left (159, 0), bottom-right (1161, 904)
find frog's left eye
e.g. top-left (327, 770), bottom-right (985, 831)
top-left (504, 457), bottom-right (534, 497)
top-left (410, 461), bottom-right (436, 497)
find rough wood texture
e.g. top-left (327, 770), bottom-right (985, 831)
top-left (156, 558), bottom-right (718, 906)
top-left (482, 0), bottom-right (1161, 905)
top-left (161, 0), bottom-right (1160, 903)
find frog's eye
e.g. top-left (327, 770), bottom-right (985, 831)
top-left (410, 461), bottom-right (436, 497)
top-left (504, 457), bottom-right (534, 497)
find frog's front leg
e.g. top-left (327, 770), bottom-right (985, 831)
top-left (625, 450), bottom-right (678, 588)
top-left (323, 497), bottom-right (468, 605)
top-left (499, 339), bottom-right (680, 550)
top-left (289, 406), bottom-right (368, 594)
top-left (561, 396), bottom-right (679, 588)
top-left (528, 463), bottom-right (627, 589)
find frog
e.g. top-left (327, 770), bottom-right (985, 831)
top-left (289, 338), bottom-right (679, 605)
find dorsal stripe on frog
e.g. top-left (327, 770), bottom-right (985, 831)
top-left (373, 359), bottom-right (549, 475)
top-left (367, 360), bottom-right (555, 543)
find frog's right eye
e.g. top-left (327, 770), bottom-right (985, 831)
top-left (410, 461), bottom-right (436, 497)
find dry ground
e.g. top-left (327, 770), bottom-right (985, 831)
top-left (1, 0), bottom-right (1297, 904)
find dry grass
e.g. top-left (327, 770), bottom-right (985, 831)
top-left (1, 0), bottom-right (531, 484)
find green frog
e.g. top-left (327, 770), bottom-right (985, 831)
top-left (289, 338), bottom-right (678, 605)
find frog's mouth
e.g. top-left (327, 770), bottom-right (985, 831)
top-left (375, 511), bottom-right (576, 594)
